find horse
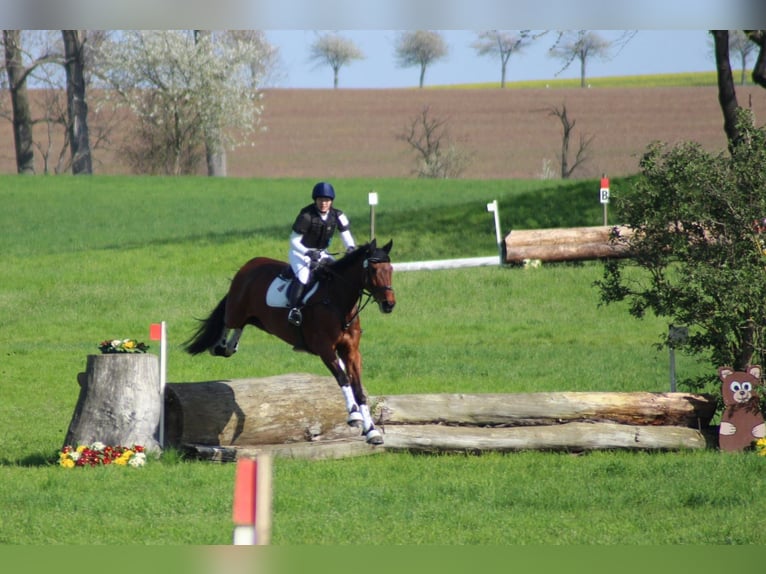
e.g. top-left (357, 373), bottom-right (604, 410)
top-left (183, 239), bottom-right (396, 445)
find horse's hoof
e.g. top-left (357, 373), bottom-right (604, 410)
top-left (347, 411), bottom-right (363, 428)
top-left (365, 429), bottom-right (384, 445)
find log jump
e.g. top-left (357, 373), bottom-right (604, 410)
top-left (162, 376), bottom-right (716, 460)
top-left (65, 364), bottom-right (717, 461)
top-left (504, 225), bottom-right (633, 264)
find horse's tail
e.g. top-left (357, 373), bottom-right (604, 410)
top-left (183, 295), bottom-right (228, 355)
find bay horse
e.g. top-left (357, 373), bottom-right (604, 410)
top-left (183, 239), bottom-right (395, 445)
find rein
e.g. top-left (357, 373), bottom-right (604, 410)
top-left (319, 255), bottom-right (393, 331)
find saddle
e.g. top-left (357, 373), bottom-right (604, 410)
top-left (267, 263), bottom-right (321, 308)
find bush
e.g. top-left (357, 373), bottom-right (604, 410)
top-left (597, 109), bottom-right (766, 392)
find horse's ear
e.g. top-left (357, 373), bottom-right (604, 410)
top-left (369, 238), bottom-right (377, 251)
top-left (382, 239), bottom-right (392, 253)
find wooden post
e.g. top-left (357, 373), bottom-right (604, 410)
top-left (64, 354), bottom-right (162, 451)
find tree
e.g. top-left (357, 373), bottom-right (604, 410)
top-left (729, 30), bottom-right (757, 85)
top-left (3, 30), bottom-right (36, 173)
top-left (711, 30), bottom-right (744, 150)
top-left (542, 103), bottom-right (594, 178)
top-left (394, 30), bottom-right (448, 88)
top-left (549, 30), bottom-right (615, 88)
top-left (744, 30), bottom-right (766, 88)
top-left (94, 30), bottom-right (272, 175)
top-left (472, 30), bottom-right (533, 88)
top-left (397, 105), bottom-right (471, 178)
top-left (596, 110), bottom-right (766, 391)
top-left (308, 32), bottom-right (364, 89)
top-left (194, 29), bottom-right (226, 176)
top-left (62, 30), bottom-right (92, 174)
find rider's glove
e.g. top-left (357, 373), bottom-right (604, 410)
top-left (307, 249), bottom-right (322, 262)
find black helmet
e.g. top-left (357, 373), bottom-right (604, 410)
top-left (312, 182), bottom-right (335, 200)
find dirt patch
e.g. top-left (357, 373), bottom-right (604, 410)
top-left (2, 86), bottom-right (765, 179)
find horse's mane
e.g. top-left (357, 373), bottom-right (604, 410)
top-left (325, 241), bottom-right (389, 275)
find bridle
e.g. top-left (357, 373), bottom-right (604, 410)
top-left (341, 255), bottom-right (395, 330)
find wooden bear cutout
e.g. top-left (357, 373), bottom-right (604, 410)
top-left (718, 365), bottom-right (766, 451)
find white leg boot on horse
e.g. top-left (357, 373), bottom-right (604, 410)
top-left (341, 384), bottom-right (364, 428)
top-left (360, 404), bottom-right (383, 445)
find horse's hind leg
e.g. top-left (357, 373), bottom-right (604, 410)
top-left (224, 328), bottom-right (242, 356)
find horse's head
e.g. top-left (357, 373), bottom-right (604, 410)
top-left (363, 239), bottom-right (396, 314)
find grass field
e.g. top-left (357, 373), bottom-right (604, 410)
top-left (1, 174), bottom-right (764, 548)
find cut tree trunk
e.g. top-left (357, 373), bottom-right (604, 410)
top-left (381, 422), bottom-right (710, 453)
top-left (64, 354), bottom-right (161, 451)
top-left (504, 226), bottom-right (632, 263)
top-left (373, 392), bottom-right (716, 428)
top-left (164, 374), bottom-right (357, 447)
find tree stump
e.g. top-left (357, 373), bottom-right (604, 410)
top-left (64, 354), bottom-right (161, 452)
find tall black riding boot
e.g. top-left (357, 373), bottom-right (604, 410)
top-left (287, 280), bottom-right (306, 326)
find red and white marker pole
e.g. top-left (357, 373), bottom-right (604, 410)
top-left (232, 455), bottom-right (273, 545)
top-left (599, 175), bottom-right (610, 226)
top-left (149, 321), bottom-right (167, 448)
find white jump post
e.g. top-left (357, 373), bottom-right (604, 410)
top-left (368, 191), bottom-right (378, 240)
top-left (149, 322), bottom-right (167, 448)
top-left (486, 199), bottom-right (503, 263)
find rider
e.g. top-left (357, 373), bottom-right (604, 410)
top-left (287, 181), bottom-right (356, 326)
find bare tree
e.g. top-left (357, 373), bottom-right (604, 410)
top-left (541, 103), bottom-right (594, 179)
top-left (308, 32), bottom-right (364, 88)
top-left (397, 105), bottom-right (471, 178)
top-left (711, 30), bottom-right (742, 150)
top-left (394, 30), bottom-right (448, 88)
top-left (745, 29), bottom-right (766, 88)
top-left (472, 30), bottom-right (534, 88)
top-left (3, 30), bottom-right (37, 173)
top-left (62, 30), bottom-right (92, 174)
top-left (729, 30), bottom-right (757, 85)
top-left (549, 30), bottom-right (624, 88)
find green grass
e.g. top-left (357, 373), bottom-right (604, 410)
top-left (1, 174), bottom-right (763, 546)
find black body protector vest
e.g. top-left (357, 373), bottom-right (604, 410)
top-left (291, 204), bottom-right (350, 250)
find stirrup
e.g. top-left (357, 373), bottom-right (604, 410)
top-left (288, 307), bottom-right (303, 326)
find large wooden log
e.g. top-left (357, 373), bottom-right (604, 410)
top-left (506, 226), bottom-right (632, 246)
top-left (504, 225), bottom-right (633, 263)
top-left (164, 374), bottom-right (357, 447)
top-left (373, 392), bottom-right (716, 428)
top-left (64, 354), bottom-right (161, 451)
top-left (381, 422), bottom-right (710, 453)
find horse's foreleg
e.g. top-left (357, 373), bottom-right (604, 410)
top-left (339, 353), bottom-right (383, 446)
top-left (334, 357), bottom-right (364, 428)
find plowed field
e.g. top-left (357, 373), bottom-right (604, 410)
top-left (3, 86), bottom-right (766, 179)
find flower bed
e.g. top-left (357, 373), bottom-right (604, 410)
top-left (59, 442), bottom-right (146, 468)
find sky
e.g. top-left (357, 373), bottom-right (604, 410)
top-left (261, 30), bottom-right (720, 89)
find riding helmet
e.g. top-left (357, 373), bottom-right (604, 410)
top-left (312, 181), bottom-right (335, 200)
